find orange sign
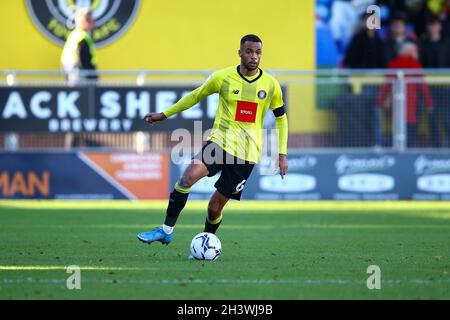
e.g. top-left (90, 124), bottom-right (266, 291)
top-left (0, 171), bottom-right (50, 197)
top-left (83, 152), bottom-right (169, 199)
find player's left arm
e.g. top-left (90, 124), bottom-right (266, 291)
top-left (270, 80), bottom-right (288, 179)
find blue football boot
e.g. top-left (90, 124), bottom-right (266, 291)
top-left (137, 227), bottom-right (173, 245)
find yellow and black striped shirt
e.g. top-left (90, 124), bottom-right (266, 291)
top-left (163, 65), bottom-right (288, 163)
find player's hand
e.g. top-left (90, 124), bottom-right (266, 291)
top-left (143, 112), bottom-right (167, 125)
top-left (278, 154), bottom-right (288, 179)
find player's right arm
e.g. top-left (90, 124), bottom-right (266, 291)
top-left (143, 73), bottom-right (220, 125)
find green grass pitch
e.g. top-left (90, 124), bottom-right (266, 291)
top-left (0, 201), bottom-right (449, 300)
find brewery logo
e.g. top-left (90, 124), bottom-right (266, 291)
top-left (26, 0), bottom-right (141, 48)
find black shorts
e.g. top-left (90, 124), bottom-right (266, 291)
top-left (193, 141), bottom-right (255, 200)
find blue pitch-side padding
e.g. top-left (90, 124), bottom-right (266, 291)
top-left (2, 152), bottom-right (450, 201)
top-left (0, 152), bottom-right (128, 199)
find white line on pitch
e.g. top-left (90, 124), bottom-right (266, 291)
top-left (0, 266), bottom-right (157, 271)
top-left (1, 278), bottom-right (449, 285)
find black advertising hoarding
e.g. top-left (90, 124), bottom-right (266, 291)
top-left (0, 86), bottom-right (218, 132)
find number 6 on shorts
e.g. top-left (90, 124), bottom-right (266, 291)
top-left (235, 179), bottom-right (247, 193)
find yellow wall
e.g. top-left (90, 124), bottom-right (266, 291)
top-left (1, 0), bottom-right (316, 134)
top-left (0, 0), bottom-right (314, 71)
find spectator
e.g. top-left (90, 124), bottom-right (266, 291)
top-left (419, 17), bottom-right (450, 67)
top-left (61, 8), bottom-right (98, 85)
top-left (384, 12), bottom-right (417, 62)
top-left (329, 0), bottom-right (376, 54)
top-left (343, 12), bottom-right (387, 68)
top-left (419, 17), bottom-right (450, 147)
top-left (404, 0), bottom-right (429, 37)
top-left (376, 0), bottom-right (437, 30)
top-left (340, 12), bottom-right (386, 147)
top-left (377, 42), bottom-right (434, 147)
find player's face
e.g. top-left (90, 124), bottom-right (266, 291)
top-left (239, 41), bottom-right (262, 71)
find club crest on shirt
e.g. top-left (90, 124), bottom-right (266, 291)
top-left (257, 90), bottom-right (267, 99)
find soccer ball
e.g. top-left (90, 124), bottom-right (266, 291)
top-left (190, 232), bottom-right (222, 260)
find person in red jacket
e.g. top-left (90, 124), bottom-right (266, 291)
top-left (377, 41), bottom-right (434, 148)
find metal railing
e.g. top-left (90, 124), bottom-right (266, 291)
top-left (1, 69), bottom-right (450, 152)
